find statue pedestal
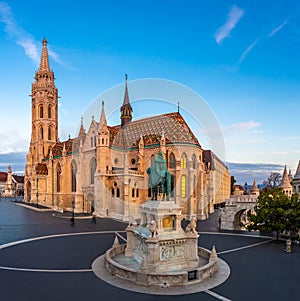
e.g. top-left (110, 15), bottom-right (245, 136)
top-left (125, 200), bottom-right (199, 273)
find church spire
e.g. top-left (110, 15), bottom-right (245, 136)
top-left (78, 116), bottom-right (85, 137)
top-left (123, 74), bottom-right (130, 105)
top-left (39, 38), bottom-right (50, 72)
top-left (120, 74), bottom-right (132, 127)
top-left (99, 100), bottom-right (107, 128)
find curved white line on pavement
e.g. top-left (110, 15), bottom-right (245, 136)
top-left (205, 289), bottom-right (232, 301)
top-left (217, 239), bottom-right (275, 255)
top-left (0, 231), bottom-right (126, 273)
top-left (0, 231), bottom-right (125, 250)
top-left (199, 231), bottom-right (274, 239)
top-left (0, 266), bottom-right (92, 273)
top-left (115, 231), bottom-right (127, 242)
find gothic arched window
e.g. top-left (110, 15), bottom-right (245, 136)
top-left (48, 126), bottom-right (52, 140)
top-left (192, 154), bottom-right (196, 169)
top-left (169, 153), bottom-right (176, 169)
top-left (90, 157), bottom-right (96, 185)
top-left (181, 175), bottom-right (186, 197)
top-left (71, 160), bottom-right (77, 192)
top-left (56, 163), bottom-right (61, 192)
top-left (48, 105), bottom-right (52, 118)
top-left (40, 127), bottom-right (44, 139)
top-left (39, 105), bottom-right (44, 118)
top-left (116, 187), bottom-right (120, 198)
top-left (181, 153), bottom-right (187, 169)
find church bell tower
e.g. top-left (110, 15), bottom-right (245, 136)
top-left (30, 38), bottom-right (58, 163)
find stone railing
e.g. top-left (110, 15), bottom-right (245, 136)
top-left (106, 170), bottom-right (144, 176)
top-left (104, 245), bottom-right (218, 287)
top-left (225, 195), bottom-right (258, 205)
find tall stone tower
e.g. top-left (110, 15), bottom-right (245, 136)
top-left (30, 38), bottom-right (58, 163)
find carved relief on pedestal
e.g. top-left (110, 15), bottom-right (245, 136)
top-left (160, 245), bottom-right (184, 261)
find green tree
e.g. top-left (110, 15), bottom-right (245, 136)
top-left (246, 188), bottom-right (300, 240)
top-left (263, 172), bottom-right (282, 188)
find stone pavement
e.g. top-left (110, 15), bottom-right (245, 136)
top-left (0, 198), bottom-right (299, 301)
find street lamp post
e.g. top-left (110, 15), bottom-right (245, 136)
top-left (71, 200), bottom-right (75, 225)
top-left (36, 178), bottom-right (39, 208)
top-left (52, 159), bottom-right (54, 207)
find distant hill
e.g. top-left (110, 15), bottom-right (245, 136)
top-left (227, 162), bottom-right (284, 185)
top-left (0, 152), bottom-right (285, 183)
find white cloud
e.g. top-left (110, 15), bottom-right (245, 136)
top-left (16, 39), bottom-right (39, 63)
top-left (0, 1), bottom-right (62, 66)
top-left (214, 5), bottom-right (244, 45)
top-left (0, 130), bottom-right (29, 154)
top-left (239, 39), bottom-right (258, 63)
top-left (223, 120), bottom-right (262, 133)
top-left (268, 20), bottom-right (288, 38)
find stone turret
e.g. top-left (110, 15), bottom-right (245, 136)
top-left (292, 160), bottom-right (300, 194)
top-left (280, 165), bottom-right (292, 196)
top-left (251, 179), bottom-right (260, 196)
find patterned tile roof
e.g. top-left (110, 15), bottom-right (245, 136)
top-left (46, 138), bottom-right (80, 159)
top-left (109, 112), bottom-right (201, 149)
top-left (36, 163), bottom-right (48, 175)
top-left (0, 172), bottom-right (7, 182)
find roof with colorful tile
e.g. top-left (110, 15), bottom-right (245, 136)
top-left (109, 111), bottom-right (201, 149)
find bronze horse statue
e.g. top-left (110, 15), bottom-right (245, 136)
top-left (146, 152), bottom-right (171, 201)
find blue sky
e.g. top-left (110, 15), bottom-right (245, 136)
top-left (0, 0), bottom-right (300, 183)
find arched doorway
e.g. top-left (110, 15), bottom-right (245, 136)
top-left (234, 209), bottom-right (251, 230)
top-left (86, 193), bottom-right (94, 214)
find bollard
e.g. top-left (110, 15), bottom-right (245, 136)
top-left (285, 239), bottom-right (292, 253)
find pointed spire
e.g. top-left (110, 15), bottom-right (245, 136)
top-left (178, 101), bottom-right (180, 113)
top-left (99, 100), bottom-right (107, 128)
top-left (78, 116), bottom-right (85, 137)
top-left (280, 165), bottom-right (292, 189)
top-left (251, 179), bottom-right (259, 196)
top-left (7, 165), bottom-right (11, 173)
top-left (112, 235), bottom-right (120, 248)
top-left (123, 74), bottom-right (130, 105)
top-left (209, 245), bottom-right (218, 262)
top-left (39, 38), bottom-right (50, 72)
top-left (120, 74), bottom-right (132, 127)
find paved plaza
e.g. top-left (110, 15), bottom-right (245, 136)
top-left (0, 197), bottom-right (299, 301)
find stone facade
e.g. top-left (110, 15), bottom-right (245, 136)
top-left (24, 39), bottom-right (231, 221)
top-left (292, 160), bottom-right (300, 195)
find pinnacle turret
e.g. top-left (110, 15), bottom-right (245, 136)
top-left (280, 165), bottom-right (292, 196)
top-left (99, 101), bottom-right (107, 128)
top-left (280, 165), bottom-right (292, 188)
top-left (251, 179), bottom-right (259, 196)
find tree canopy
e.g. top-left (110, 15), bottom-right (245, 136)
top-left (263, 172), bottom-right (282, 188)
top-left (246, 188), bottom-right (300, 239)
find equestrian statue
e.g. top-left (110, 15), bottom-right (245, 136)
top-left (146, 151), bottom-right (171, 201)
